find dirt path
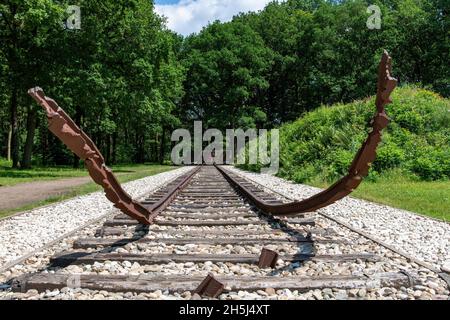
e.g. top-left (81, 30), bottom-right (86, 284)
top-left (0, 177), bottom-right (93, 212)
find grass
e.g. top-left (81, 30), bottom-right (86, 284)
top-left (0, 157), bottom-right (171, 186)
top-left (309, 170), bottom-right (450, 222)
top-left (2, 157), bottom-right (448, 222)
top-left (0, 162), bottom-right (176, 219)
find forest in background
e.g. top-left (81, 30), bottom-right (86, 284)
top-left (0, 0), bottom-right (448, 172)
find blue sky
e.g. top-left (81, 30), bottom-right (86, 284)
top-left (155, 0), bottom-right (180, 4)
top-left (154, 0), bottom-right (277, 36)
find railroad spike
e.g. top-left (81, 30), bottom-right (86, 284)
top-left (193, 274), bottom-right (224, 299)
top-left (258, 248), bottom-right (279, 269)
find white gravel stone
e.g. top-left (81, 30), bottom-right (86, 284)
top-left (0, 167), bottom-right (191, 269)
top-left (1, 165), bottom-right (449, 301)
top-left (441, 261), bottom-right (450, 273)
top-left (227, 166), bottom-right (450, 270)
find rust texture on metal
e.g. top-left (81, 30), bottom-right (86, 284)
top-left (28, 87), bottom-right (201, 225)
top-left (28, 87), bottom-right (152, 225)
top-left (258, 248), bottom-right (279, 268)
top-left (193, 274), bottom-right (225, 298)
top-left (216, 50), bottom-right (398, 216)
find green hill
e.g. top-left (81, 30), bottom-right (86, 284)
top-left (276, 86), bottom-right (450, 183)
top-left (239, 86), bottom-right (449, 220)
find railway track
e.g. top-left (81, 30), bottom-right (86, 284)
top-left (9, 165), bottom-right (422, 299)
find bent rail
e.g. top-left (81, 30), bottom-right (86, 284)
top-left (216, 50), bottom-right (397, 216)
top-left (28, 87), bottom-right (154, 225)
top-left (29, 88), bottom-right (202, 225)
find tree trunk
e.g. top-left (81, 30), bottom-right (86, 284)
top-left (139, 135), bottom-right (145, 163)
top-left (159, 127), bottom-right (166, 164)
top-left (21, 106), bottom-right (37, 169)
top-left (10, 88), bottom-right (19, 168)
top-left (134, 132), bottom-right (142, 163)
top-left (155, 132), bottom-right (159, 163)
top-left (73, 106), bottom-right (82, 168)
top-left (106, 134), bottom-right (111, 165)
top-left (112, 131), bottom-right (117, 165)
top-left (150, 139), bottom-right (155, 163)
top-left (7, 126), bottom-right (12, 162)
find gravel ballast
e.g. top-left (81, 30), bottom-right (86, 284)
top-left (0, 166), bottom-right (191, 270)
top-left (1, 210), bottom-right (448, 300)
top-left (226, 166), bottom-right (450, 271)
top-left (1, 165), bottom-right (448, 300)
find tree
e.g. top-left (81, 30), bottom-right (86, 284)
top-left (0, 0), bottom-right (63, 168)
top-left (181, 21), bottom-right (274, 130)
top-left (0, 0), bottom-right (447, 168)
top-left (0, 0), bottom-right (185, 167)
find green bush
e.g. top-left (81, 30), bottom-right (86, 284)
top-left (410, 150), bottom-right (450, 181)
top-left (394, 108), bottom-right (424, 133)
top-left (292, 164), bottom-right (317, 183)
top-left (239, 86), bottom-right (450, 183)
top-left (373, 142), bottom-right (405, 172)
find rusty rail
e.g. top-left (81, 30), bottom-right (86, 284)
top-left (216, 50), bottom-right (397, 216)
top-left (147, 166), bottom-right (201, 220)
top-left (28, 87), bottom-right (200, 225)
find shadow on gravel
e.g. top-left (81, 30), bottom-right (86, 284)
top-left (266, 216), bottom-right (316, 277)
top-left (246, 203), bottom-right (316, 277)
top-left (48, 224), bottom-right (150, 268)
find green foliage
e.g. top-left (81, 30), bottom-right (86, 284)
top-left (0, 0), bottom-right (185, 167)
top-left (0, 0), bottom-right (448, 170)
top-left (292, 164), bottom-right (317, 184)
top-left (373, 142), bottom-right (405, 172)
top-left (242, 87), bottom-right (450, 182)
top-left (180, 0), bottom-right (449, 130)
top-left (180, 20), bottom-right (274, 130)
top-left (328, 149), bottom-right (355, 177)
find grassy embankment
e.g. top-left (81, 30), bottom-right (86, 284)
top-left (241, 87), bottom-right (450, 221)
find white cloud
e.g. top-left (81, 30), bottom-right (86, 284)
top-left (155, 0), bottom-right (275, 36)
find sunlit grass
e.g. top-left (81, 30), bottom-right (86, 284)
top-left (309, 170), bottom-right (449, 222)
top-left (0, 158), bottom-right (171, 187)
top-left (0, 164), bottom-right (176, 219)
